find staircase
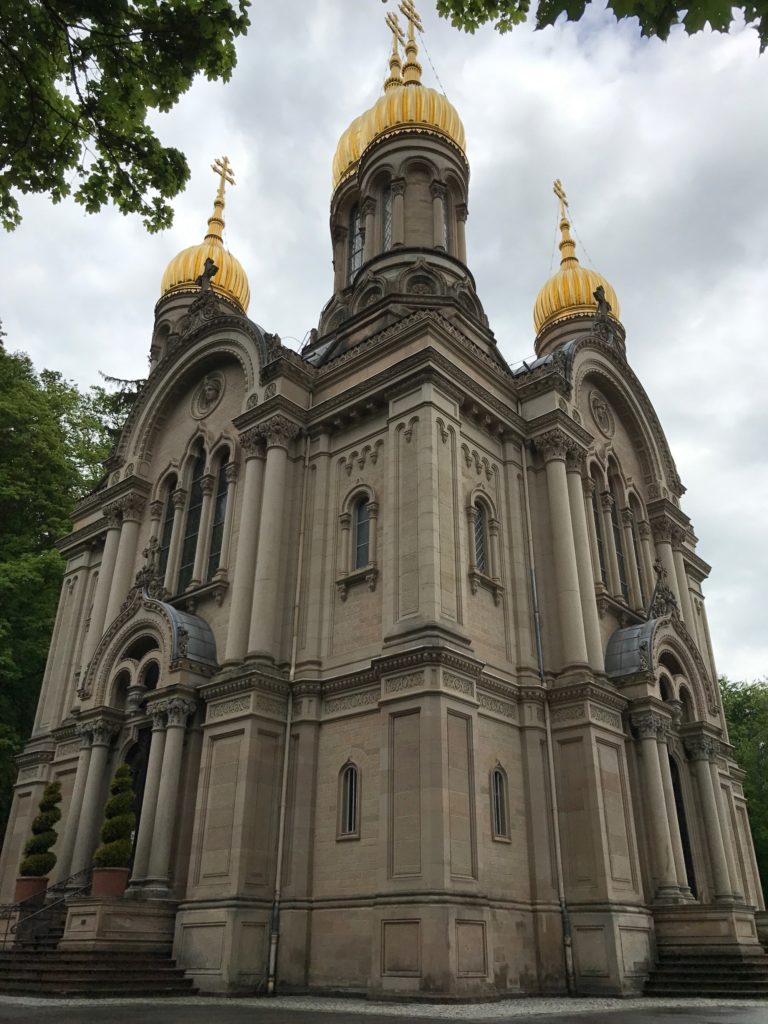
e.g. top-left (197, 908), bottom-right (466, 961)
top-left (645, 951), bottom-right (768, 998)
top-left (0, 950), bottom-right (197, 997)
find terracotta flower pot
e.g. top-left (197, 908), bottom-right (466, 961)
top-left (91, 867), bottom-right (130, 898)
top-left (14, 876), bottom-right (48, 904)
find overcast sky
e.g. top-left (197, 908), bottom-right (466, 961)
top-left (3, 1), bottom-right (767, 682)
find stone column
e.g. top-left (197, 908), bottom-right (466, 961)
top-left (651, 517), bottom-right (681, 606)
top-left (146, 698), bottom-right (196, 893)
top-left (361, 196), bottom-right (376, 263)
top-left (600, 492), bottom-right (621, 598)
top-left (391, 178), bottom-right (405, 247)
top-left (215, 462), bottom-right (239, 577)
top-left (128, 708), bottom-right (167, 888)
top-left (104, 494), bottom-right (145, 628)
top-left (163, 487), bottom-right (187, 594)
top-left (190, 472), bottom-right (216, 586)
top-left (632, 712), bottom-right (680, 901)
top-left (224, 432), bottom-right (265, 663)
top-left (148, 500), bottom-right (163, 542)
top-left (332, 224), bottom-right (347, 292)
top-left (79, 510), bottom-right (122, 673)
top-left (709, 757), bottom-right (744, 902)
top-left (672, 529), bottom-right (695, 629)
top-left (339, 511), bottom-right (352, 576)
top-left (55, 727), bottom-right (93, 881)
top-left (638, 520), bottom-right (654, 607)
top-left (431, 181), bottom-right (447, 249)
top-left (538, 430), bottom-right (589, 669)
top-left (488, 516), bottom-right (501, 585)
top-left (656, 720), bottom-right (692, 898)
top-left (248, 416), bottom-right (300, 659)
top-left (367, 500), bottom-right (380, 568)
top-left (566, 450), bottom-right (603, 672)
top-left (456, 203), bottom-right (468, 264)
top-left (621, 507), bottom-right (644, 612)
top-left (70, 719), bottom-right (117, 875)
top-left (685, 737), bottom-right (733, 902)
top-left (583, 478), bottom-right (603, 586)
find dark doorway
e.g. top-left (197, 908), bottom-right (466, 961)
top-left (669, 755), bottom-right (697, 898)
top-left (125, 728), bottom-right (151, 869)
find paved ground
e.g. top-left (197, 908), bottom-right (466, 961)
top-left (0, 998), bottom-right (766, 1024)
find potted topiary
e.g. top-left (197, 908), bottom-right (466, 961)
top-left (91, 764), bottom-right (136, 898)
top-left (15, 781), bottom-right (62, 903)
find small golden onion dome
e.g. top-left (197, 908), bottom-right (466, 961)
top-left (534, 180), bottom-right (620, 335)
top-left (331, 9), bottom-right (466, 190)
top-left (160, 156), bottom-right (250, 313)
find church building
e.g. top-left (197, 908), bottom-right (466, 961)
top-left (1, 4), bottom-right (765, 999)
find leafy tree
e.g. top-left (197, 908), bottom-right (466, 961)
top-left (436, 0), bottom-right (768, 51)
top-left (19, 781), bottom-right (62, 877)
top-left (0, 1), bottom-right (251, 232)
top-left (93, 765), bottom-right (136, 869)
top-left (719, 676), bottom-right (768, 895)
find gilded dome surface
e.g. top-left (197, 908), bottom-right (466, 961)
top-left (534, 181), bottom-right (620, 334)
top-left (161, 157), bottom-right (250, 313)
top-left (332, 8), bottom-right (466, 190)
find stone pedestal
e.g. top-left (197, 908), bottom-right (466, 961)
top-left (653, 904), bottom-right (763, 956)
top-left (60, 896), bottom-right (177, 953)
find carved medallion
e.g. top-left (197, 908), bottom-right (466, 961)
top-left (589, 389), bottom-right (615, 438)
top-left (191, 372), bottom-right (225, 419)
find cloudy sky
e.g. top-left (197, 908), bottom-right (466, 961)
top-left (3, 0), bottom-right (767, 682)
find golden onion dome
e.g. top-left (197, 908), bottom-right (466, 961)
top-left (534, 180), bottom-right (620, 335)
top-left (332, 7), bottom-right (466, 191)
top-left (160, 156), bottom-right (250, 313)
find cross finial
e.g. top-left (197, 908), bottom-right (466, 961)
top-left (553, 178), bottom-right (568, 219)
top-left (399, 0), bottom-right (423, 40)
top-left (211, 156), bottom-right (235, 202)
top-left (386, 10), bottom-right (406, 48)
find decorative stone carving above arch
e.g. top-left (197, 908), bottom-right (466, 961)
top-left (398, 258), bottom-right (446, 298)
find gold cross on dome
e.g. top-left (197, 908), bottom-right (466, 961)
top-left (386, 10), bottom-right (406, 48)
top-left (399, 0), bottom-right (423, 37)
top-left (211, 155), bottom-right (235, 201)
top-left (553, 178), bottom-right (568, 218)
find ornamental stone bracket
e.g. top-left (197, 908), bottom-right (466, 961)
top-left (468, 569), bottom-right (503, 606)
top-left (336, 565), bottom-right (379, 601)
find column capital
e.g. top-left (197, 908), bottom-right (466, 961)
top-left (620, 506), bottom-right (634, 527)
top-left (360, 195), bottom-right (377, 217)
top-left (239, 426), bottom-right (266, 459)
top-left (332, 223), bottom-right (348, 244)
top-left (535, 428), bottom-right (573, 463)
top-left (671, 525), bottom-right (687, 550)
top-left (367, 501), bottom-right (379, 519)
top-left (600, 491), bottom-right (614, 511)
top-left (120, 493), bottom-right (147, 523)
top-left (160, 697), bottom-right (197, 728)
top-left (650, 515), bottom-right (674, 544)
top-left (171, 486), bottom-right (187, 510)
top-left (75, 724), bottom-right (93, 749)
top-left (684, 735), bottom-right (721, 762)
top-left (456, 202), bottom-right (468, 223)
top-left (638, 519), bottom-right (652, 540)
top-left (631, 710), bottom-right (666, 740)
top-left (565, 447), bottom-right (587, 474)
top-left (103, 501), bottom-right (124, 529)
top-left (149, 500), bottom-right (164, 521)
top-left (89, 718), bottom-right (121, 747)
top-left (582, 476), bottom-right (596, 497)
top-left (224, 462), bottom-right (239, 485)
top-left (390, 177), bottom-right (406, 197)
top-left (257, 414), bottom-right (301, 450)
top-left (430, 179), bottom-right (448, 199)
top-left (201, 472), bottom-right (216, 496)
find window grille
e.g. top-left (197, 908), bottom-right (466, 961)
top-left (474, 502), bottom-right (488, 574)
top-left (348, 205), bottom-right (363, 280)
top-left (340, 763), bottom-right (359, 836)
top-left (354, 497), bottom-right (370, 569)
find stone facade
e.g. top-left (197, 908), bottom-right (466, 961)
top-left (1, 31), bottom-right (765, 1000)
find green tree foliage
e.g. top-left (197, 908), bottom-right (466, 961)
top-left (0, 347), bottom-right (123, 836)
top-left (720, 676), bottom-right (768, 894)
top-left (19, 781), bottom-right (62, 877)
top-left (436, 0), bottom-right (768, 51)
top-left (0, 1), bottom-right (251, 232)
top-left (93, 764), bottom-right (136, 869)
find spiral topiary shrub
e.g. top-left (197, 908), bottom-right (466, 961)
top-left (92, 764), bottom-right (136, 869)
top-left (19, 781), bottom-right (62, 877)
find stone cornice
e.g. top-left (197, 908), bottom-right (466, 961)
top-left (548, 681), bottom-right (628, 713)
top-left (56, 516), bottom-right (109, 556)
top-left (233, 394), bottom-right (306, 435)
top-left (527, 410), bottom-right (595, 452)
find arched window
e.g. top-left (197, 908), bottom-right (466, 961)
top-left (629, 495), bottom-right (647, 606)
top-left (382, 186), bottom-right (393, 250)
top-left (207, 449), bottom-right (230, 580)
top-left (609, 477), bottom-right (629, 601)
top-left (338, 762), bottom-right (360, 838)
top-left (491, 766), bottom-right (509, 839)
top-left (659, 675), bottom-right (672, 701)
top-left (141, 661), bottom-right (160, 691)
top-left (177, 448), bottom-right (206, 593)
top-left (353, 496), bottom-right (370, 570)
top-left (348, 204), bottom-right (363, 281)
top-left (591, 479), bottom-right (608, 585)
top-left (157, 477), bottom-right (177, 579)
top-left (679, 686), bottom-right (695, 723)
top-left (474, 501), bottom-right (488, 574)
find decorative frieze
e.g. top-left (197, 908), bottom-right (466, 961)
top-left (443, 672), bottom-right (474, 698)
top-left (384, 672), bottom-right (424, 694)
top-left (477, 693), bottom-right (517, 720)
top-left (207, 696), bottom-right (252, 721)
top-left (324, 690), bottom-right (379, 715)
top-left (255, 695), bottom-right (287, 718)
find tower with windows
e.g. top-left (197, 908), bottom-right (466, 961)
top-left (1, 3), bottom-right (765, 1001)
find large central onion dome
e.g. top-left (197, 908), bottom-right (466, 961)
top-left (160, 157), bottom-right (250, 313)
top-left (332, 7), bottom-right (466, 190)
top-left (534, 180), bottom-right (620, 335)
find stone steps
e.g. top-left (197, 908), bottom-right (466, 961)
top-left (645, 951), bottom-right (768, 998)
top-left (0, 951), bottom-right (196, 997)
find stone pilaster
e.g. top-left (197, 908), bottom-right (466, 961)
top-left (430, 180), bottom-right (447, 249)
top-left (456, 203), bottom-right (468, 263)
top-left (224, 431), bottom-right (265, 663)
top-left (620, 507), bottom-right (644, 612)
top-left (566, 449), bottom-right (603, 671)
top-left (104, 494), bottom-right (146, 627)
top-left (599, 492), bottom-right (621, 599)
top-left (190, 472), bottom-right (216, 587)
top-left (391, 178), bottom-right (405, 247)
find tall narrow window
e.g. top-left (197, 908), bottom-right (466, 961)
top-left (157, 479), bottom-right (176, 578)
top-left (491, 766), bottom-right (509, 839)
top-left (629, 496), bottom-right (647, 606)
top-left (474, 502), bottom-right (488, 574)
top-left (441, 194), bottom-right (449, 249)
top-left (382, 186), bottom-right (393, 250)
top-left (207, 450), bottom-right (230, 581)
top-left (177, 449), bottom-right (206, 593)
top-left (610, 480), bottom-right (629, 601)
top-left (348, 204), bottom-right (363, 281)
top-left (339, 762), bottom-right (359, 837)
top-left (591, 484), bottom-right (608, 585)
top-left (353, 497), bottom-right (370, 570)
